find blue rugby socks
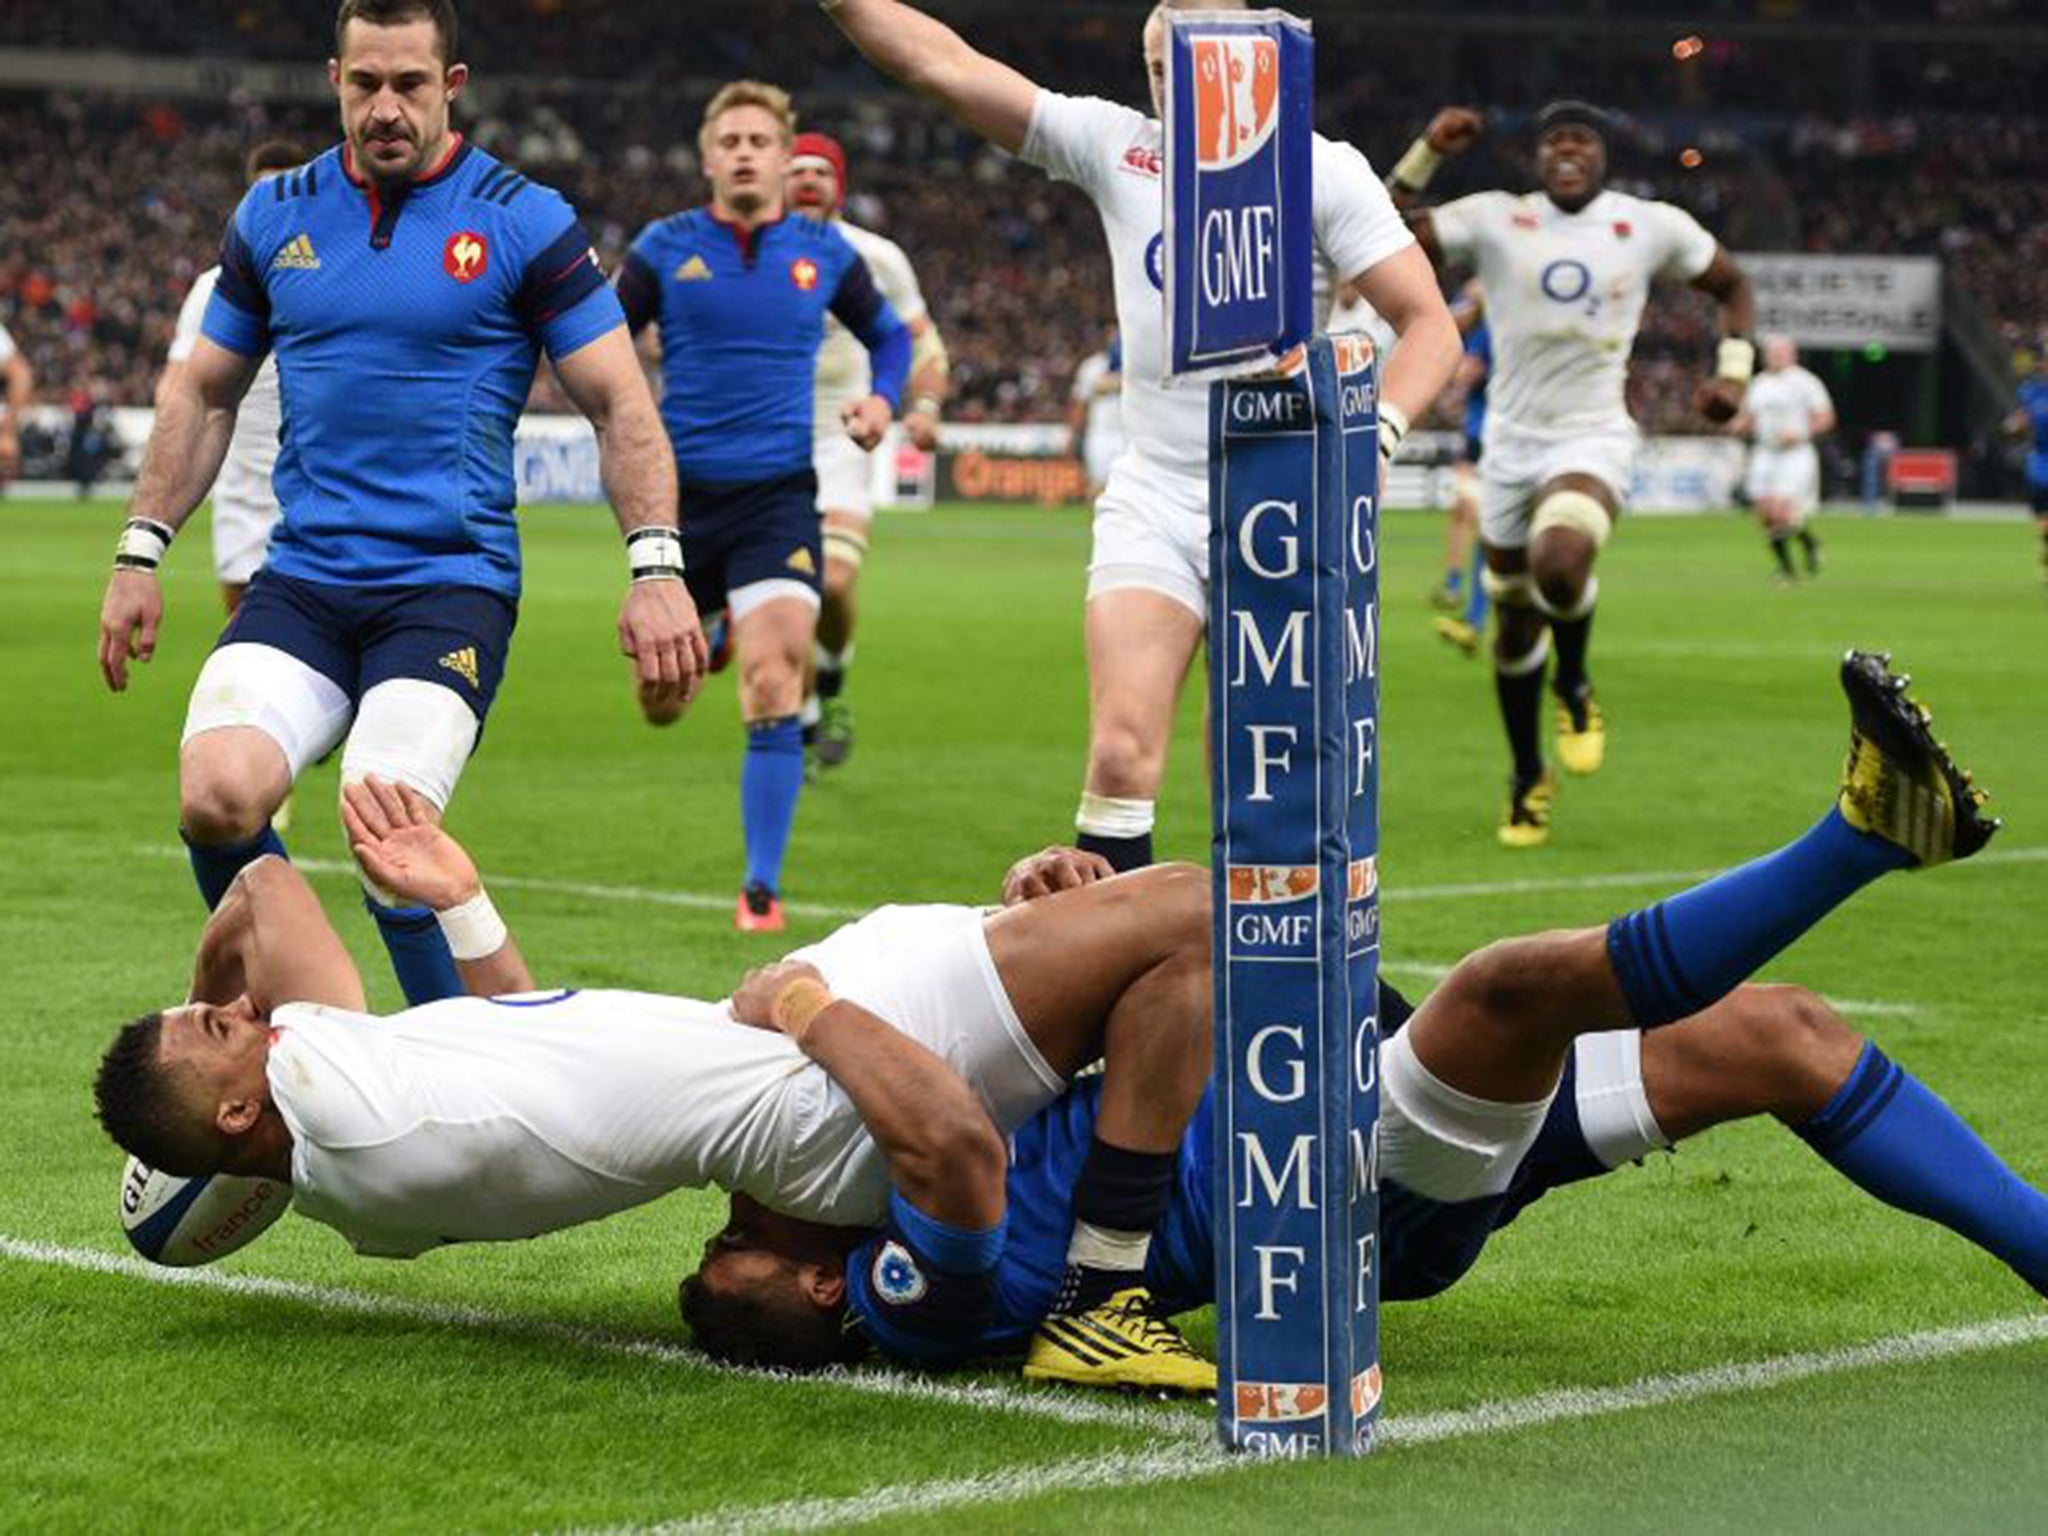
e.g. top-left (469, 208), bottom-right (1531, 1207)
top-left (1607, 807), bottom-right (1913, 1026)
top-left (742, 715), bottom-right (805, 893)
top-left (1464, 548), bottom-right (1490, 629)
top-left (365, 895), bottom-right (464, 1007)
top-left (1799, 1044), bottom-right (2048, 1295)
top-left (185, 825), bottom-right (288, 909)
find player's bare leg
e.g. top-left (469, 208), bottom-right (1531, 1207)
top-left (733, 593), bottom-right (816, 931)
top-left (179, 726), bottom-right (293, 907)
top-left (1528, 470), bottom-right (1617, 779)
top-left (1486, 541), bottom-right (1555, 846)
top-left (1434, 470), bottom-right (1485, 654)
top-left (811, 508), bottom-right (867, 769)
top-left (1076, 589), bottom-right (1203, 872)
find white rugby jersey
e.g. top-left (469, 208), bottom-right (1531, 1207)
top-left (813, 219), bottom-right (930, 437)
top-left (267, 989), bottom-right (885, 1258)
top-left (1744, 364), bottom-right (1833, 449)
top-left (1021, 91), bottom-right (1413, 482)
top-left (1070, 349), bottom-right (1124, 453)
top-left (0, 322), bottom-right (15, 365)
top-left (1431, 189), bottom-right (1718, 436)
top-left (170, 267), bottom-right (284, 517)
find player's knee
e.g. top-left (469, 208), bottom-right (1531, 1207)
top-left (1742, 985), bottom-right (1865, 1115)
top-left (740, 651), bottom-right (803, 716)
top-left (1087, 724), bottom-right (1165, 798)
top-left (178, 765), bottom-right (276, 845)
top-left (1142, 862), bottom-right (1212, 963)
top-left (1440, 933), bottom-right (1578, 1036)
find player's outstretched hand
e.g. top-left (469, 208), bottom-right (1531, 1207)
top-left (903, 407), bottom-right (943, 454)
top-left (1695, 376), bottom-right (1744, 425)
top-left (730, 959), bottom-right (826, 1032)
top-left (341, 776), bottom-right (480, 913)
top-left (97, 569), bottom-right (163, 692)
top-left (1425, 107), bottom-right (1484, 156)
top-left (842, 394), bottom-right (894, 452)
top-left (619, 576), bottom-right (708, 718)
top-left (1001, 845), bottom-right (1118, 906)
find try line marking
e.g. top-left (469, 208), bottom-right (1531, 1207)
top-left (0, 1236), bottom-right (1203, 1442)
top-left (601, 1312), bottom-right (2048, 1534)
top-left (137, 844), bottom-right (2048, 925)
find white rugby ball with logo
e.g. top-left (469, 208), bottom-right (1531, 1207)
top-left (119, 1156), bottom-right (291, 1267)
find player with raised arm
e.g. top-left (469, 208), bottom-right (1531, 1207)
top-left (1733, 334), bottom-right (1835, 583)
top-left (94, 0), bottom-right (704, 1007)
top-left (1392, 101), bottom-right (1755, 846)
top-left (786, 131), bottom-right (948, 772)
top-left (821, 0), bottom-right (1461, 873)
top-left (616, 85), bottom-right (911, 929)
top-left (698, 656), bottom-right (2040, 1382)
top-left (2007, 347), bottom-right (2048, 582)
top-left (1067, 325), bottom-right (1125, 502)
top-left (161, 141), bottom-right (309, 616)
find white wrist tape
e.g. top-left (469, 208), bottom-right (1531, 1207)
top-left (113, 518), bottom-right (174, 573)
top-left (626, 527), bottom-right (686, 583)
top-left (435, 889), bottom-right (509, 961)
top-left (1378, 401), bottom-right (1411, 462)
top-left (1717, 337), bottom-right (1757, 385)
top-left (1389, 137), bottom-right (1443, 192)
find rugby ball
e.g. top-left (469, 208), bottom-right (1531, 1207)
top-left (119, 1156), bottom-right (291, 1267)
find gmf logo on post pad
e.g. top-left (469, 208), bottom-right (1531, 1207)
top-left (1191, 35), bottom-right (1280, 170)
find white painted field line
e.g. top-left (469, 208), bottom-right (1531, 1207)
top-left (634, 1312), bottom-right (2048, 1535)
top-left (138, 843), bottom-right (2048, 921)
top-left (1379, 959), bottom-right (1920, 1018)
top-left (0, 1236), bottom-right (1204, 1441)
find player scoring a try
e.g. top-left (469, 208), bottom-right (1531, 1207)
top-left (822, 0), bottom-right (1462, 873)
top-left (96, 0), bottom-right (704, 1004)
top-left (1390, 102), bottom-right (1755, 846)
top-left (786, 131), bottom-right (950, 772)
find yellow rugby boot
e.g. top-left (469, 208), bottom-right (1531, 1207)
top-left (1434, 615), bottom-right (1480, 655)
top-left (1497, 770), bottom-right (1557, 849)
top-left (1554, 685), bottom-right (1606, 776)
top-left (1836, 651), bottom-right (1998, 868)
top-left (1023, 1288), bottom-right (1216, 1398)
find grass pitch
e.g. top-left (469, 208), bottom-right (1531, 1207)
top-left (2, 495), bottom-right (2044, 1532)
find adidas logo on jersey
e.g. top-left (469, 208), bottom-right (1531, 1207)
top-left (674, 255), bottom-right (713, 282)
top-left (273, 234), bottom-right (321, 271)
top-left (438, 646), bottom-right (480, 689)
top-left (786, 548), bottom-right (817, 576)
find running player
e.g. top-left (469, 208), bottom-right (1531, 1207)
top-left (1434, 304), bottom-right (1493, 655)
top-left (1067, 325), bottom-right (1124, 502)
top-left (2007, 346), bottom-right (2048, 581)
top-left (161, 141), bottom-right (308, 614)
top-left (822, 0), bottom-right (1461, 873)
top-left (94, 0), bottom-right (703, 1006)
top-left (617, 85), bottom-right (911, 929)
top-left (0, 315), bottom-right (31, 485)
top-left (786, 131), bottom-right (949, 772)
top-left (695, 656), bottom-right (2032, 1386)
top-left (1391, 101), bottom-right (1756, 846)
top-left (1733, 334), bottom-right (1834, 583)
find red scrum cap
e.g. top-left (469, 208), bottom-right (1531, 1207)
top-left (790, 132), bottom-right (849, 208)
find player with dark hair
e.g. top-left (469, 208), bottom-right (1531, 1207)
top-left (1392, 102), bottom-right (1756, 846)
top-left (688, 656), bottom-right (2034, 1389)
top-left (616, 83), bottom-right (912, 930)
top-left (95, 0), bottom-right (704, 1006)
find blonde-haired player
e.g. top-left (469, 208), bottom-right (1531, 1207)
top-left (1732, 334), bottom-right (1835, 583)
top-left (823, 0), bottom-right (1461, 872)
top-left (787, 131), bottom-right (948, 770)
top-left (1393, 101), bottom-right (1756, 847)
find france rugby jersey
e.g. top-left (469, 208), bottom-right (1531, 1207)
top-left (617, 211), bottom-right (910, 484)
top-left (202, 138), bottom-right (623, 597)
top-left (1464, 323), bottom-right (1492, 445)
top-left (2019, 376), bottom-right (2048, 487)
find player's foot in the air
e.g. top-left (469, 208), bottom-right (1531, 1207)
top-left (1498, 768), bottom-right (1556, 849)
top-left (734, 881), bottom-right (787, 933)
top-left (1022, 1288), bottom-right (1217, 1398)
top-left (1434, 615), bottom-right (1480, 655)
top-left (1836, 650), bottom-right (1998, 868)
top-left (1554, 683), bottom-right (1606, 776)
top-left (815, 697), bottom-right (856, 768)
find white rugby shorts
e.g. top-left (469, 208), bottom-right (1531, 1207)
top-left (784, 903), bottom-right (1065, 1133)
top-left (1479, 420), bottom-right (1639, 551)
top-left (1087, 452), bottom-right (1210, 620)
top-left (211, 494), bottom-right (279, 586)
top-left (1379, 1027), bottom-right (1668, 1203)
top-left (1744, 444), bottom-right (1820, 517)
top-left (812, 432), bottom-right (874, 522)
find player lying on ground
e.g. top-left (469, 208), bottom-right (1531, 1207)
top-left (90, 780), bottom-right (1208, 1375)
top-left (690, 654), bottom-right (2040, 1393)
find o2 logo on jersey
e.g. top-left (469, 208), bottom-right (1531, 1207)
top-left (444, 231), bottom-right (488, 285)
top-left (872, 1241), bottom-right (928, 1305)
top-left (1191, 35), bottom-right (1280, 169)
top-left (790, 257), bottom-right (820, 293)
top-left (1540, 258), bottom-right (1600, 317)
top-left (1145, 233), bottom-right (1166, 294)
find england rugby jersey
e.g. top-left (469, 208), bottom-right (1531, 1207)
top-left (1019, 92), bottom-right (1412, 482)
top-left (266, 990), bottom-right (886, 1258)
top-left (1430, 189), bottom-right (1718, 437)
top-left (170, 268), bottom-right (284, 519)
top-left (812, 219), bottom-right (929, 438)
top-left (1744, 365), bottom-right (1832, 449)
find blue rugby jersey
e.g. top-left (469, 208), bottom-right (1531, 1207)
top-left (1463, 323), bottom-right (1492, 446)
top-left (202, 139), bottom-right (622, 596)
top-left (2019, 376), bottom-right (2048, 487)
top-left (617, 211), bottom-right (911, 484)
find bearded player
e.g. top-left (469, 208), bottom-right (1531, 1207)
top-left (786, 131), bottom-right (950, 771)
top-left (1392, 102), bottom-right (1756, 846)
top-left (822, 0), bottom-right (1461, 873)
